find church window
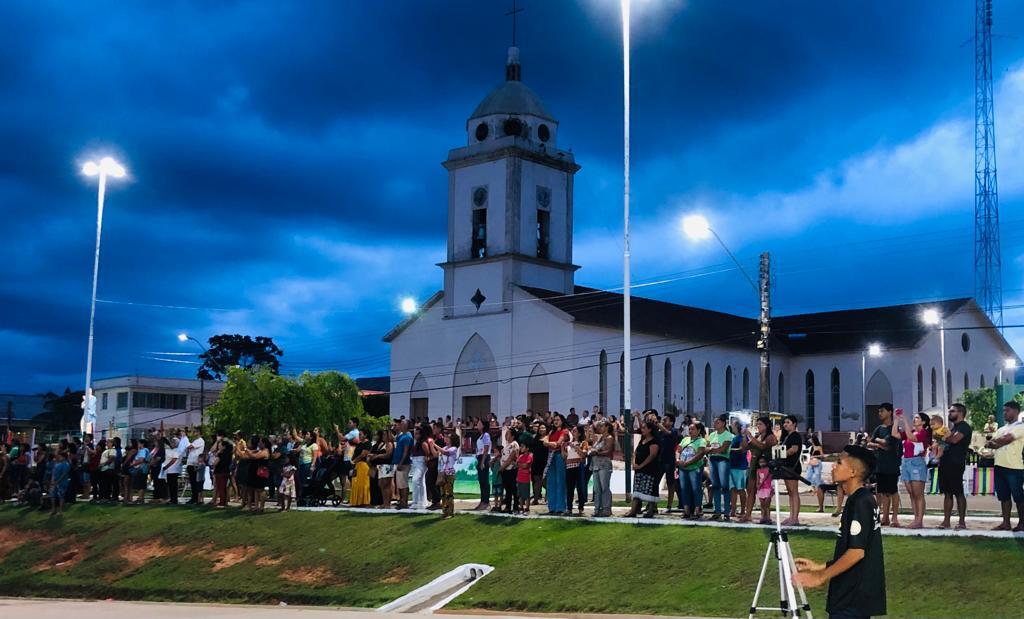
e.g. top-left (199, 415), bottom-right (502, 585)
top-left (777, 372), bottom-right (785, 413)
top-left (742, 368), bottom-right (750, 408)
top-left (805, 370), bottom-right (815, 430)
top-left (725, 366), bottom-right (733, 411)
top-left (663, 358), bottom-right (672, 412)
top-left (930, 368), bottom-right (937, 407)
top-left (599, 350), bottom-right (608, 414)
top-left (644, 356), bottom-right (653, 410)
top-left (474, 122), bottom-right (489, 142)
top-left (946, 369), bottom-right (952, 406)
top-left (917, 366), bottom-right (923, 412)
top-left (961, 333), bottom-right (970, 352)
top-left (471, 207), bottom-right (487, 259)
top-left (619, 353), bottom-right (625, 414)
top-left (503, 117), bottom-right (523, 137)
top-left (704, 362), bottom-right (712, 418)
top-left (686, 361), bottom-right (694, 415)
top-left (980, 374), bottom-right (986, 388)
top-left (538, 123), bottom-right (551, 142)
top-left (536, 210), bottom-right (550, 259)
top-left (964, 373), bottom-right (969, 392)
top-left (830, 368), bottom-right (840, 431)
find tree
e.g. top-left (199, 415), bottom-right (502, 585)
top-left (198, 334), bottom-right (283, 381)
top-left (32, 388), bottom-right (86, 431)
top-left (207, 367), bottom-right (381, 436)
top-left (961, 387), bottom-right (996, 431)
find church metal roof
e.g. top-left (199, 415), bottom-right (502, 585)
top-left (521, 286), bottom-right (988, 356)
top-left (470, 80), bottom-right (554, 121)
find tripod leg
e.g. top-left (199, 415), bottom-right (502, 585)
top-left (777, 540), bottom-right (803, 619)
top-left (782, 542), bottom-right (813, 618)
top-left (748, 540), bottom-right (775, 619)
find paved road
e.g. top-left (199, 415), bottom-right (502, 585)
top-left (0, 599), bottom-right (717, 619)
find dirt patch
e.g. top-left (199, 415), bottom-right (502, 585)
top-left (379, 565), bottom-right (410, 584)
top-left (32, 542), bottom-right (88, 573)
top-left (279, 566), bottom-right (338, 587)
top-left (0, 527), bottom-right (48, 554)
top-left (106, 538), bottom-right (186, 580)
top-left (210, 546), bottom-right (258, 572)
top-left (255, 555), bottom-right (284, 567)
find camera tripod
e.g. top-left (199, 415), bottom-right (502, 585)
top-left (748, 468), bottom-right (813, 619)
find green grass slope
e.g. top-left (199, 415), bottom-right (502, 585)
top-left (0, 505), bottom-right (1020, 618)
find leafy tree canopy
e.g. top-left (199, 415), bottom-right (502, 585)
top-left (198, 334), bottom-right (282, 381)
top-left (207, 367), bottom-right (385, 437)
top-left (961, 387), bottom-right (996, 431)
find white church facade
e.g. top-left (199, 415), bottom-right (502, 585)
top-left (385, 47), bottom-right (1018, 432)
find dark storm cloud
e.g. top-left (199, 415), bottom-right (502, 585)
top-left (2, 0), bottom-right (1024, 393)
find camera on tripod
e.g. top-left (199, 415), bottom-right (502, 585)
top-left (767, 444), bottom-right (788, 475)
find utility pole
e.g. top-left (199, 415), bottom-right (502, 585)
top-left (757, 252), bottom-right (771, 414)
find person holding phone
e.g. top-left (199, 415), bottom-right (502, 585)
top-left (867, 403), bottom-right (902, 527)
top-left (896, 409), bottom-right (931, 529)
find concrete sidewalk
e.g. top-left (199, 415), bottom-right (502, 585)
top-left (0, 598), bottom-right (723, 619)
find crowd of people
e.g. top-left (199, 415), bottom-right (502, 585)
top-left (1, 400), bottom-right (1022, 530)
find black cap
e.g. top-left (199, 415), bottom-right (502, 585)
top-left (843, 445), bottom-right (876, 472)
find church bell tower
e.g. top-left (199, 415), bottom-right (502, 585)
top-left (440, 46), bottom-right (580, 318)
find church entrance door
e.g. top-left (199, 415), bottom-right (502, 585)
top-left (410, 397), bottom-right (428, 420)
top-left (463, 395), bottom-right (491, 422)
top-left (528, 392), bottom-right (549, 415)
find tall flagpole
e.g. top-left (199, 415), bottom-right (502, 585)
top-left (621, 0), bottom-right (633, 495)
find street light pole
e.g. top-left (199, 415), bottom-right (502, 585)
top-left (922, 309), bottom-right (946, 411)
top-left (620, 0), bottom-right (634, 496)
top-left (682, 215), bottom-right (771, 416)
top-left (179, 333), bottom-right (213, 427)
top-left (80, 157), bottom-right (126, 437)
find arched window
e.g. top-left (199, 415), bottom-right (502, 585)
top-left (916, 366), bottom-right (923, 412)
top-left (663, 358), bottom-right (672, 412)
top-left (686, 361), bottom-right (694, 415)
top-left (599, 350), bottom-right (608, 414)
top-left (725, 366), bottom-right (733, 411)
top-left (980, 374), bottom-right (986, 388)
top-left (619, 353), bottom-right (625, 414)
top-left (830, 368), bottom-right (841, 431)
top-left (946, 369), bottom-right (952, 406)
top-left (805, 370), bottom-right (815, 431)
top-left (644, 355), bottom-right (653, 410)
top-left (964, 372), bottom-right (969, 393)
top-left (930, 368), bottom-right (937, 408)
top-left (778, 371), bottom-right (785, 413)
top-left (704, 362), bottom-right (713, 418)
top-left (742, 368), bottom-right (750, 408)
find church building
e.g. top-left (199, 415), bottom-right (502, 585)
top-left (384, 46), bottom-right (1018, 432)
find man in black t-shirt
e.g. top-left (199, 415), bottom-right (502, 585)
top-left (939, 403), bottom-right (973, 530)
top-left (868, 403), bottom-right (902, 526)
top-left (795, 445), bottom-right (886, 619)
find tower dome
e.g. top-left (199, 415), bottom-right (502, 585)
top-left (469, 47), bottom-right (554, 121)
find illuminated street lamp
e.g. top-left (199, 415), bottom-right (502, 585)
top-left (79, 156), bottom-right (127, 436)
top-left (921, 308), bottom-right (946, 410)
top-left (401, 297), bottom-right (417, 315)
top-left (178, 332), bottom-right (209, 427)
top-left (999, 357), bottom-right (1017, 385)
top-left (862, 343), bottom-right (883, 417)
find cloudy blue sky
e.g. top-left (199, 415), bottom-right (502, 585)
top-left (4, 0), bottom-right (1024, 394)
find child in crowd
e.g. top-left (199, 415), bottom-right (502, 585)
top-left (755, 455), bottom-right (773, 525)
top-left (49, 450), bottom-right (71, 516)
top-left (490, 443), bottom-right (503, 511)
top-left (928, 415), bottom-right (949, 466)
top-left (516, 442), bottom-right (533, 515)
top-left (279, 453), bottom-right (297, 511)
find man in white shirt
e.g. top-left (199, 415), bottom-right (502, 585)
top-left (184, 428), bottom-right (206, 505)
top-left (985, 401), bottom-right (1024, 531)
top-left (162, 436), bottom-right (185, 505)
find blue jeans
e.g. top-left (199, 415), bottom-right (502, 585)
top-left (709, 458), bottom-right (731, 514)
top-left (546, 452), bottom-right (567, 513)
top-left (679, 468), bottom-right (703, 514)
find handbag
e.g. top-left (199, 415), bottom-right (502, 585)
top-left (256, 465), bottom-right (270, 479)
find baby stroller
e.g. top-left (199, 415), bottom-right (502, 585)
top-left (301, 454), bottom-right (342, 507)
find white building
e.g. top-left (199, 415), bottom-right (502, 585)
top-left (385, 46), bottom-right (1018, 433)
top-left (93, 375), bottom-right (223, 434)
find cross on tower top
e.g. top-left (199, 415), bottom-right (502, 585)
top-left (505, 0), bottom-right (524, 47)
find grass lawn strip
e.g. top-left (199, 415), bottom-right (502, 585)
top-left (0, 505), bottom-right (1021, 618)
